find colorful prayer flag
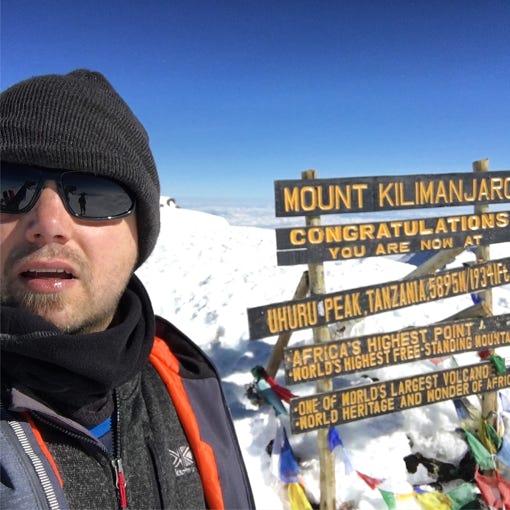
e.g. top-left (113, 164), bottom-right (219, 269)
top-left (415, 491), bottom-right (451, 509)
top-left (464, 429), bottom-right (496, 471)
top-left (496, 436), bottom-right (510, 468)
top-left (446, 483), bottom-right (477, 510)
top-left (496, 470), bottom-right (510, 507)
top-left (482, 420), bottom-right (502, 453)
top-left (489, 354), bottom-right (507, 375)
top-left (251, 365), bottom-right (296, 402)
top-left (379, 489), bottom-right (397, 509)
top-left (357, 471), bottom-right (383, 490)
top-left (255, 379), bottom-right (288, 416)
top-left (327, 426), bottom-right (343, 451)
top-left (271, 418), bottom-right (285, 479)
top-left (288, 482), bottom-right (313, 510)
top-left (475, 468), bottom-right (508, 509)
top-left (279, 427), bottom-right (300, 484)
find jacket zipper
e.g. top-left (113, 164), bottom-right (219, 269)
top-left (2, 410), bottom-right (62, 510)
top-left (112, 458), bottom-right (128, 509)
top-left (30, 391), bottom-right (128, 510)
top-left (112, 391), bottom-right (128, 509)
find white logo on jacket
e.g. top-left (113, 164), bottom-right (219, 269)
top-left (168, 446), bottom-right (197, 476)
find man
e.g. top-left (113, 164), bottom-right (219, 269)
top-left (0, 70), bottom-right (255, 509)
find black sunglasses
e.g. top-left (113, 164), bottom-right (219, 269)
top-left (0, 162), bottom-right (135, 220)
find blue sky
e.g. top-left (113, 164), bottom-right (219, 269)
top-left (2, 0), bottom-right (509, 202)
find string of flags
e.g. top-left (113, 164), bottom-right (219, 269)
top-left (249, 357), bottom-right (510, 510)
top-left (251, 365), bottom-right (296, 403)
top-left (269, 417), bottom-right (313, 510)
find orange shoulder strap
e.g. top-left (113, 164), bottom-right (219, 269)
top-left (149, 336), bottom-right (225, 510)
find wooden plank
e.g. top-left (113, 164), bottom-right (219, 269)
top-left (284, 314), bottom-right (510, 384)
top-left (247, 257), bottom-right (510, 338)
top-left (405, 247), bottom-right (466, 278)
top-left (274, 170), bottom-right (510, 217)
top-left (289, 361), bottom-right (510, 433)
top-left (445, 302), bottom-right (491, 321)
top-left (276, 210), bottom-right (510, 265)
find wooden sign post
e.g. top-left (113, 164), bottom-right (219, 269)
top-left (301, 170), bottom-right (335, 510)
top-left (474, 159), bottom-right (498, 427)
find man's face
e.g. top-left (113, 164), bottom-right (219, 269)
top-left (0, 180), bottom-right (138, 333)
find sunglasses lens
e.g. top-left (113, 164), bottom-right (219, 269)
top-left (0, 166), bottom-right (40, 213)
top-left (1, 163), bottom-right (134, 219)
top-left (62, 173), bottom-right (133, 219)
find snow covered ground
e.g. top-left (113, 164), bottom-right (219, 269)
top-left (136, 200), bottom-right (510, 509)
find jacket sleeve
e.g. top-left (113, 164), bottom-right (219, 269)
top-left (0, 408), bottom-right (69, 510)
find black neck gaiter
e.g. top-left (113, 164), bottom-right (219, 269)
top-left (1, 275), bottom-right (155, 427)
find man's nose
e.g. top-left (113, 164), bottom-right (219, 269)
top-left (24, 181), bottom-right (74, 244)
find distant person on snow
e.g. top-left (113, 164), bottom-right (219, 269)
top-left (0, 69), bottom-right (254, 509)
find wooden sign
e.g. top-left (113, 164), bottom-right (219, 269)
top-left (247, 257), bottom-right (510, 339)
top-left (276, 211), bottom-right (510, 265)
top-left (284, 314), bottom-right (510, 384)
top-left (275, 171), bottom-right (510, 217)
top-left (290, 361), bottom-right (510, 433)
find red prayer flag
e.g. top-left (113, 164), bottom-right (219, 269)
top-left (356, 470), bottom-right (383, 490)
top-left (475, 468), bottom-right (508, 509)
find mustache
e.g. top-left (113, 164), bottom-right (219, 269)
top-left (5, 244), bottom-right (86, 274)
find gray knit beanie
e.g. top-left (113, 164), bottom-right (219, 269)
top-left (0, 69), bottom-right (160, 267)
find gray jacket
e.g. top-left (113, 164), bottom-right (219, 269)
top-left (0, 317), bottom-right (255, 510)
